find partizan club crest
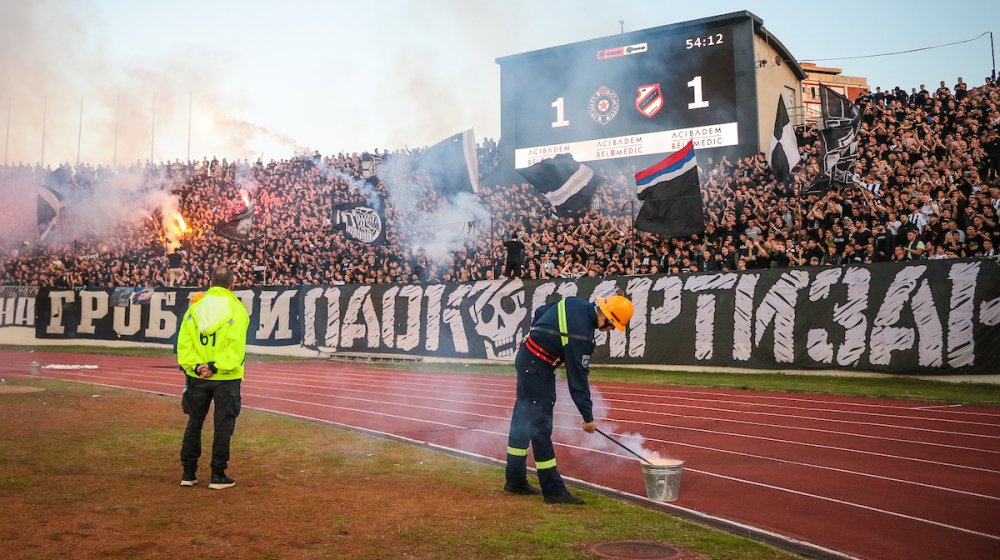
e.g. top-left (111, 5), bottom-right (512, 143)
top-left (635, 83), bottom-right (663, 118)
top-left (588, 86), bottom-right (620, 125)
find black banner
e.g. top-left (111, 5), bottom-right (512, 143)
top-left (34, 287), bottom-right (300, 346)
top-left (28, 259), bottom-right (1000, 374)
top-left (300, 259), bottom-right (1000, 374)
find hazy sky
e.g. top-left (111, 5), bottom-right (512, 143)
top-left (2, 0), bottom-right (997, 167)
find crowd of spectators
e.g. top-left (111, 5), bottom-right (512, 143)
top-left (1, 76), bottom-right (998, 289)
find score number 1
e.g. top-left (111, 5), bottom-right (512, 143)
top-left (550, 75), bottom-right (710, 127)
top-left (687, 76), bottom-right (709, 109)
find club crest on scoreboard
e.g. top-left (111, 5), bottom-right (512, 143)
top-left (635, 84), bottom-right (663, 118)
top-left (588, 86), bottom-right (620, 125)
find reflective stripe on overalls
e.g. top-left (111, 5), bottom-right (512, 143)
top-left (536, 299), bottom-right (569, 472)
top-left (557, 299), bottom-right (569, 347)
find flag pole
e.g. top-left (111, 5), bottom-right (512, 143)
top-left (630, 198), bottom-right (636, 270)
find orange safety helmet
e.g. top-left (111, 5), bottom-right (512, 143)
top-left (595, 295), bottom-right (633, 332)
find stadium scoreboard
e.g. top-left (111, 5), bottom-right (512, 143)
top-left (497, 12), bottom-right (763, 170)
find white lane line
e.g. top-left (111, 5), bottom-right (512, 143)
top-left (75, 367), bottom-right (1000, 460)
top-left (243, 365), bottom-right (1000, 429)
top-left (267, 365), bottom-right (1000, 419)
top-left (684, 467), bottom-right (1000, 542)
top-left (237, 374), bottom-right (1000, 455)
top-left (601, 426), bottom-right (1000, 501)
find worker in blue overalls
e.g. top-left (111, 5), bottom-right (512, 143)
top-left (503, 293), bottom-right (634, 504)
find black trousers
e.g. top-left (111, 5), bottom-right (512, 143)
top-left (505, 347), bottom-right (567, 496)
top-left (180, 376), bottom-right (242, 474)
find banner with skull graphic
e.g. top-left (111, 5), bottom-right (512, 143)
top-left (28, 258), bottom-right (1000, 375)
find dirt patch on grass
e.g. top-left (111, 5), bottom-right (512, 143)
top-left (0, 379), bottom-right (797, 560)
top-left (0, 385), bottom-right (45, 394)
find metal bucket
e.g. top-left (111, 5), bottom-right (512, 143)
top-left (641, 460), bottom-right (684, 502)
top-left (30, 361), bottom-right (41, 375)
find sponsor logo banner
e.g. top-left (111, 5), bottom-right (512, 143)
top-left (514, 123), bottom-right (738, 168)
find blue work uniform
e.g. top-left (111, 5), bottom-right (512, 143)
top-left (505, 296), bottom-right (597, 497)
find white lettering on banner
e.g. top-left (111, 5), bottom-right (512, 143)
top-left (303, 287), bottom-right (342, 348)
top-left (16, 297), bottom-right (33, 326)
top-left (78, 291), bottom-right (109, 335)
top-left (46, 290), bottom-right (75, 334)
top-left (256, 290), bottom-right (294, 340)
top-left (649, 276), bottom-right (682, 326)
top-left (145, 292), bottom-right (177, 339)
top-left (381, 287), bottom-right (399, 349)
top-left (513, 122), bottom-right (739, 168)
top-left (424, 284), bottom-right (445, 352)
top-left (947, 262), bottom-right (978, 367)
top-left (914, 281), bottom-right (945, 367)
top-left (396, 285), bottom-right (423, 351)
top-left (683, 273), bottom-right (738, 360)
top-left (232, 290), bottom-right (255, 315)
top-left (593, 279), bottom-right (621, 354)
top-left (755, 270), bottom-right (810, 363)
top-left (806, 268), bottom-right (870, 365)
top-left (302, 288), bottom-right (321, 347)
top-left (444, 284), bottom-right (473, 353)
top-left (380, 285), bottom-right (422, 351)
top-left (626, 277), bottom-right (652, 358)
top-left (983, 296), bottom-right (1000, 326)
top-left (869, 266), bottom-right (945, 367)
top-left (341, 287), bottom-right (379, 348)
top-left (113, 303), bottom-right (142, 337)
top-left (3, 295), bottom-right (28, 326)
top-left (732, 274), bottom-right (759, 360)
top-left (0, 298), bottom-right (14, 325)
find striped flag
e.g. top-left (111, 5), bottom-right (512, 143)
top-left (633, 141), bottom-right (704, 238)
top-left (517, 153), bottom-right (598, 216)
top-left (635, 141), bottom-right (697, 200)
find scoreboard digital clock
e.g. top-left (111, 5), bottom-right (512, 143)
top-left (496, 12), bottom-right (764, 170)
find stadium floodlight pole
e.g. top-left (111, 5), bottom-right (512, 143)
top-left (619, 20), bottom-right (624, 34)
top-left (4, 97), bottom-right (10, 166)
top-left (113, 95), bottom-right (120, 171)
top-left (990, 31), bottom-right (996, 82)
top-left (187, 90), bottom-right (192, 163)
top-left (150, 93), bottom-right (156, 164)
top-left (76, 96), bottom-right (83, 167)
top-left (40, 96), bottom-right (47, 168)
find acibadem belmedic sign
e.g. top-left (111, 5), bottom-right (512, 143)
top-left (30, 259), bottom-right (1000, 375)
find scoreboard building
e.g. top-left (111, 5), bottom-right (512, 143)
top-left (496, 11), bottom-right (806, 172)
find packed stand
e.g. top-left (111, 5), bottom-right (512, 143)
top-left (1, 77), bottom-right (998, 288)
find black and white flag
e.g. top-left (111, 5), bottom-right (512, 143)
top-left (767, 95), bottom-right (800, 182)
top-left (856, 178), bottom-right (884, 200)
top-left (215, 198), bottom-right (255, 243)
top-left (516, 153), bottom-right (598, 217)
top-left (332, 200), bottom-right (387, 245)
top-left (37, 185), bottom-right (62, 241)
top-left (416, 129), bottom-right (480, 198)
top-left (810, 85), bottom-right (861, 194)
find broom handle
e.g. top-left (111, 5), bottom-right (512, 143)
top-left (595, 428), bottom-right (652, 465)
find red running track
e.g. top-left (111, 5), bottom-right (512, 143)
top-left (3, 349), bottom-right (999, 560)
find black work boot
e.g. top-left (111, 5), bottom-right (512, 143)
top-left (208, 472), bottom-right (236, 490)
top-left (180, 468), bottom-right (197, 487)
top-left (504, 480), bottom-right (541, 495)
top-left (544, 491), bottom-right (584, 505)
